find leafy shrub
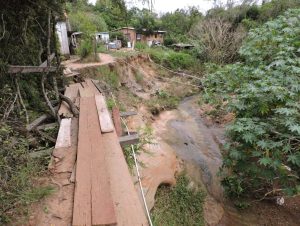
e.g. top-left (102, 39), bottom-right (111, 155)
top-left (135, 42), bottom-right (148, 50)
top-left (77, 38), bottom-right (93, 59)
top-left (203, 9), bottom-right (300, 199)
top-left (165, 51), bottom-right (194, 70)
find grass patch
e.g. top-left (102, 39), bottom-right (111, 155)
top-left (147, 90), bottom-right (180, 115)
top-left (151, 174), bottom-right (205, 226)
top-left (97, 66), bottom-right (119, 90)
top-left (108, 50), bottom-right (139, 59)
top-left (144, 47), bottom-right (198, 71)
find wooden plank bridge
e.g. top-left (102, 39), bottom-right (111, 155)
top-left (54, 79), bottom-right (148, 226)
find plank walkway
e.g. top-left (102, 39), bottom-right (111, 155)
top-left (72, 79), bottom-right (148, 226)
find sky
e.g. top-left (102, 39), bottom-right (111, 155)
top-left (88, 0), bottom-right (220, 14)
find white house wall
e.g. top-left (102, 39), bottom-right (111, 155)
top-left (56, 22), bottom-right (70, 56)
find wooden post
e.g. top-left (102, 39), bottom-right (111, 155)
top-left (112, 107), bottom-right (122, 137)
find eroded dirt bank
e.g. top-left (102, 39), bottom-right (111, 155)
top-left (128, 96), bottom-right (226, 225)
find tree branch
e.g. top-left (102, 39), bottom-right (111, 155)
top-left (0, 13), bottom-right (6, 41)
top-left (14, 76), bottom-right (29, 124)
top-left (59, 93), bottom-right (79, 117)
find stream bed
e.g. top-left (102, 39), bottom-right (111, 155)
top-left (154, 95), bottom-right (256, 225)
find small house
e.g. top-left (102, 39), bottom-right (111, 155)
top-left (137, 30), bottom-right (166, 46)
top-left (95, 32), bottom-right (110, 43)
top-left (112, 27), bottom-right (166, 47)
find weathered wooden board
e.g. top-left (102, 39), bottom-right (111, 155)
top-left (119, 134), bottom-right (139, 147)
top-left (112, 107), bottom-right (122, 137)
top-left (102, 130), bottom-right (148, 225)
top-left (26, 114), bottom-right (48, 131)
top-left (8, 65), bottom-right (57, 74)
top-left (55, 118), bottom-right (72, 149)
top-left (85, 79), bottom-right (101, 95)
top-left (88, 97), bottom-right (116, 226)
top-left (79, 83), bottom-right (94, 97)
top-left (73, 98), bottom-right (92, 226)
top-left (120, 111), bottom-right (137, 117)
top-left (95, 95), bottom-right (114, 133)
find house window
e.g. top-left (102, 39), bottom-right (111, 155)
top-left (155, 34), bottom-right (157, 38)
top-left (136, 33), bottom-right (142, 40)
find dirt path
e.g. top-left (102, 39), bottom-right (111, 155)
top-left (62, 53), bottom-right (115, 70)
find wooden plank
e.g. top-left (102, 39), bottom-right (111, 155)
top-left (8, 65), bottom-right (57, 74)
top-left (36, 122), bottom-right (58, 131)
top-left (102, 131), bottom-right (148, 225)
top-left (91, 79), bottom-right (104, 94)
top-left (55, 118), bottom-right (72, 149)
top-left (73, 98), bottom-right (92, 226)
top-left (88, 97), bottom-right (117, 226)
top-left (79, 82), bottom-right (94, 97)
top-left (119, 134), bottom-right (139, 147)
top-left (26, 114), bottom-right (49, 131)
top-left (120, 111), bottom-right (137, 117)
top-left (95, 95), bottom-right (114, 133)
top-left (29, 148), bottom-right (53, 158)
top-left (112, 107), bottom-right (122, 137)
top-left (40, 53), bottom-right (55, 67)
top-left (85, 79), bottom-right (101, 95)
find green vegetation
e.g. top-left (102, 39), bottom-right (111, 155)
top-left (97, 66), bottom-right (120, 89)
top-left (146, 48), bottom-right (197, 71)
top-left (77, 38), bottom-right (93, 59)
top-left (151, 174), bottom-right (205, 226)
top-left (0, 124), bottom-right (55, 224)
top-left (203, 9), bottom-right (300, 199)
top-left (147, 90), bottom-right (180, 115)
top-left (135, 42), bottom-right (148, 51)
top-left (123, 126), bottom-right (154, 171)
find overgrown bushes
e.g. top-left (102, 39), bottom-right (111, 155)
top-left (191, 18), bottom-right (246, 64)
top-left (203, 9), bottom-right (300, 199)
top-left (77, 38), bottom-right (93, 59)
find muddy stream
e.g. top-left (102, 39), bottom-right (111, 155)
top-left (135, 95), bottom-right (258, 225)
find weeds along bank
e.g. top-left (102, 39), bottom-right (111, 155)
top-left (79, 53), bottom-right (200, 115)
